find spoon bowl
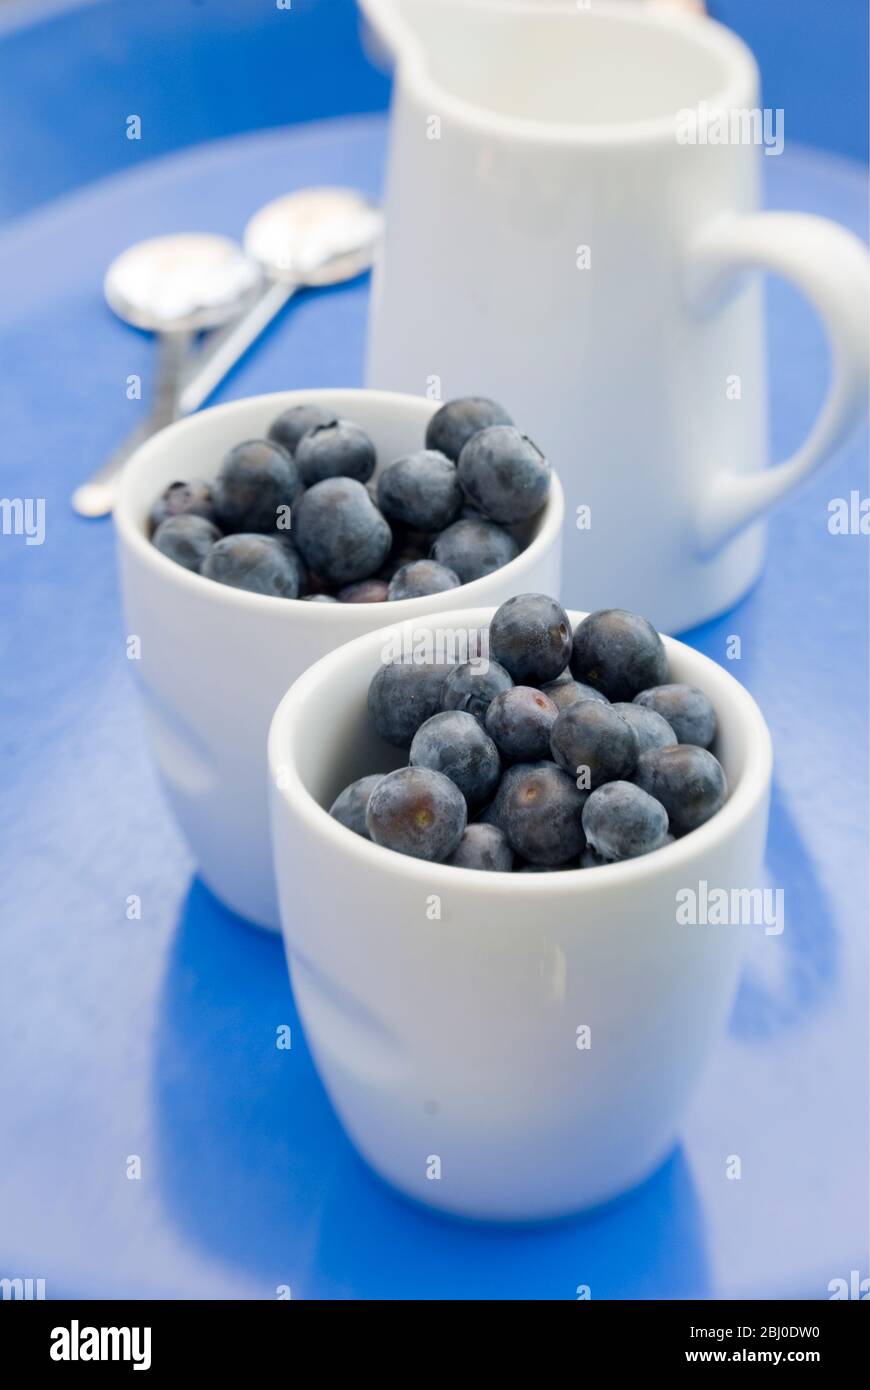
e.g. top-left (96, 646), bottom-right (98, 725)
top-left (104, 231), bottom-right (262, 332)
top-left (243, 186), bottom-right (383, 286)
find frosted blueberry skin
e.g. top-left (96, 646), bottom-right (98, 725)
top-left (497, 761), bottom-right (587, 866)
top-left (336, 579), bottom-right (389, 603)
top-left (267, 403), bottom-right (336, 455)
top-left (457, 425), bottom-right (551, 524)
top-left (541, 676), bottom-right (609, 712)
top-left (329, 773), bottom-right (385, 839)
top-left (424, 395), bottom-right (513, 462)
top-left (485, 686), bottom-right (558, 763)
top-left (633, 745), bottom-right (727, 835)
top-left (611, 702), bottom-right (677, 755)
top-left (295, 418), bottom-right (377, 487)
top-left (377, 450), bottom-right (463, 533)
top-left (367, 659), bottom-right (453, 748)
top-left (440, 659), bottom-right (513, 726)
top-left (444, 822), bottom-right (514, 872)
top-left (149, 478), bottom-right (216, 531)
top-left (570, 608), bottom-right (668, 702)
top-left (152, 514), bottom-right (222, 572)
top-left (212, 438), bottom-right (304, 535)
top-left (387, 559), bottom-right (461, 601)
top-left (550, 699), bottom-right (640, 789)
top-left (366, 766), bottom-right (467, 862)
top-left (410, 710), bottom-right (502, 808)
top-left (582, 780), bottom-right (670, 862)
top-left (293, 477), bottom-right (392, 587)
top-left (633, 684), bottom-right (717, 749)
top-left (305, 593), bottom-right (338, 603)
top-left (489, 593), bottom-right (572, 685)
top-left (430, 517), bottom-right (519, 584)
top-left (200, 533), bottom-right (305, 597)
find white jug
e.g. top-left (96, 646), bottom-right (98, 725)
top-left (362, 0), bottom-right (869, 631)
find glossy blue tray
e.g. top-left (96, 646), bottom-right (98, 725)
top-left (0, 114), bottom-right (867, 1299)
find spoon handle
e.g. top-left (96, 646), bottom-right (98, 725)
top-left (177, 280), bottom-right (297, 416)
top-left (71, 329), bottom-right (193, 518)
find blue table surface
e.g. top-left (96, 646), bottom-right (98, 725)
top-left (0, 0), bottom-right (866, 226)
top-left (0, 116), bottom-right (867, 1300)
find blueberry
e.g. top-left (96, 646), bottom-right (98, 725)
top-left (152, 513), bottom-right (221, 572)
top-left (440, 659), bottom-right (513, 725)
top-left (445, 822), bottom-right (514, 873)
top-left (474, 801), bottom-right (501, 826)
top-left (580, 847), bottom-right (606, 869)
top-left (497, 761), bottom-right (586, 866)
top-left (457, 425), bottom-right (550, 524)
top-left (410, 710), bottom-right (501, 807)
top-left (491, 760), bottom-right (533, 825)
top-left (633, 745), bottom-right (727, 835)
top-left (366, 766), bottom-right (467, 862)
top-left (329, 773), bottom-right (385, 839)
top-left (367, 659), bottom-right (452, 748)
top-left (611, 702), bottom-right (677, 755)
top-left (387, 559), bottom-right (461, 601)
top-left (377, 450), bottom-right (463, 532)
top-left (268, 403), bottom-right (336, 455)
top-left (201, 533), bottom-right (304, 597)
top-left (570, 609), bottom-right (668, 701)
top-left (633, 684), bottom-right (717, 749)
top-left (425, 396), bottom-right (513, 462)
top-left (485, 686), bottom-right (558, 762)
top-left (213, 438), bottom-right (304, 535)
top-left (295, 418), bottom-right (377, 487)
top-left (150, 478), bottom-right (216, 531)
top-left (293, 477), bottom-right (392, 586)
top-left (489, 593), bottom-right (572, 685)
top-left (305, 593), bottom-right (338, 603)
top-left (430, 517), bottom-right (519, 584)
top-left (541, 676), bottom-right (609, 712)
top-left (550, 699), bottom-right (639, 788)
top-left (337, 579), bottom-right (389, 603)
top-left (582, 781), bottom-right (670, 861)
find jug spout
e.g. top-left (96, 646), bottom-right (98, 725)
top-left (358, 0), bottom-right (423, 67)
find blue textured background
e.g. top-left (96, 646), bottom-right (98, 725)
top-left (0, 0), bottom-right (867, 1299)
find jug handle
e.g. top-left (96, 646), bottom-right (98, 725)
top-left (685, 211), bottom-right (869, 555)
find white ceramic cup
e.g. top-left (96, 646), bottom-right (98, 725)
top-left (361, 0), bottom-right (870, 632)
top-left (114, 390), bottom-right (563, 929)
top-left (268, 604), bottom-right (772, 1221)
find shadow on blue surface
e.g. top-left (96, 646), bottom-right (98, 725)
top-left (730, 779), bottom-right (838, 1040)
top-left (681, 597), bottom-right (840, 1041)
top-left (153, 878), bottom-right (711, 1298)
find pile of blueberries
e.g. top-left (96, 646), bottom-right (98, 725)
top-left (148, 396), bottom-right (550, 602)
top-left (330, 596), bottom-right (728, 871)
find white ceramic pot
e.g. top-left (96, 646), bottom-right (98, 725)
top-left (362, 0), bottom-right (869, 631)
top-left (269, 605), bottom-right (772, 1221)
top-left (114, 390), bottom-right (563, 929)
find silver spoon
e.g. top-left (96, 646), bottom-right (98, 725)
top-left (176, 188), bottom-right (383, 416)
top-left (72, 233), bottom-right (261, 517)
